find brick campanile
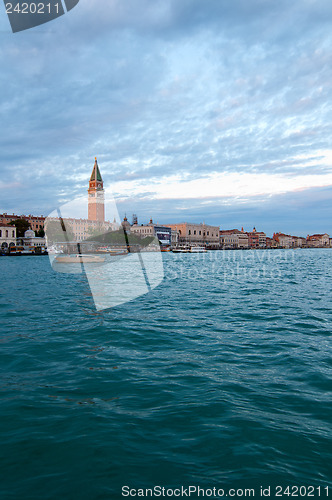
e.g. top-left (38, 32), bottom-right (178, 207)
top-left (88, 157), bottom-right (105, 222)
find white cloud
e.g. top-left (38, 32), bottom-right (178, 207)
top-left (111, 170), bottom-right (332, 201)
top-left (110, 149), bottom-right (332, 201)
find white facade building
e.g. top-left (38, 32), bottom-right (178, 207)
top-left (220, 229), bottom-right (249, 249)
top-left (306, 233), bottom-right (330, 247)
top-left (17, 230), bottom-right (46, 252)
top-left (0, 225), bottom-right (16, 250)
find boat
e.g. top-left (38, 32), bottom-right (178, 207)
top-left (172, 246), bottom-right (207, 253)
top-left (97, 246), bottom-right (128, 256)
top-left (48, 245), bottom-right (63, 254)
top-left (55, 254), bottom-right (105, 263)
top-left (96, 246), bottom-right (110, 253)
top-left (190, 246), bottom-right (207, 253)
top-left (108, 248), bottom-right (128, 256)
top-left (172, 246), bottom-right (190, 253)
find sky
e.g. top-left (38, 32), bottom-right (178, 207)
top-left (0, 0), bottom-right (332, 236)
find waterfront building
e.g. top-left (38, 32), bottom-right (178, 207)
top-left (171, 229), bottom-right (179, 247)
top-left (131, 223), bottom-right (154, 237)
top-left (0, 213), bottom-right (45, 231)
top-left (88, 157), bottom-right (105, 222)
top-left (166, 222), bottom-right (220, 248)
top-left (0, 225), bottom-right (16, 250)
top-left (17, 229), bottom-right (46, 252)
top-left (154, 225), bottom-right (172, 247)
top-left (220, 229), bottom-right (237, 249)
top-left (273, 233), bottom-right (293, 248)
top-left (246, 228), bottom-right (266, 248)
top-left (266, 237), bottom-right (274, 248)
top-left (131, 219), bottom-right (172, 246)
top-left (273, 233), bottom-right (306, 248)
top-left (220, 229), bottom-right (249, 249)
top-left (306, 233), bottom-right (330, 247)
top-left (292, 236), bottom-right (306, 247)
top-left (238, 231), bottom-right (249, 249)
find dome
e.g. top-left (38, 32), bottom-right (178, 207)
top-left (24, 229), bottom-right (35, 238)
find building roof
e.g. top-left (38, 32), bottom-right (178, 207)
top-left (167, 222), bottom-right (219, 229)
top-left (273, 232), bottom-right (292, 240)
top-left (0, 213), bottom-right (45, 220)
top-left (307, 233), bottom-right (328, 239)
top-left (247, 231), bottom-right (266, 236)
top-left (90, 157), bottom-right (103, 182)
top-left (220, 229), bottom-right (242, 234)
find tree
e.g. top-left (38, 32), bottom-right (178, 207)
top-left (44, 219), bottom-right (75, 244)
top-left (8, 218), bottom-right (30, 237)
top-left (86, 225), bottom-right (104, 238)
top-left (86, 229), bottom-right (155, 249)
top-left (36, 227), bottom-right (45, 237)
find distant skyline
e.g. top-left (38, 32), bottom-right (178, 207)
top-left (1, 0), bottom-right (332, 237)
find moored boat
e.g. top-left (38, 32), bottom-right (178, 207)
top-left (108, 248), bottom-right (128, 256)
top-left (97, 246), bottom-right (128, 256)
top-left (172, 246), bottom-right (190, 253)
top-left (190, 246), bottom-right (207, 253)
top-left (172, 246), bottom-right (207, 253)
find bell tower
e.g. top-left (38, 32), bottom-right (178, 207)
top-left (88, 157), bottom-right (105, 222)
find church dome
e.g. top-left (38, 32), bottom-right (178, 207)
top-left (24, 229), bottom-right (35, 238)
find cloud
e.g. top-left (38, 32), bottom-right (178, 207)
top-left (0, 0), bottom-right (331, 235)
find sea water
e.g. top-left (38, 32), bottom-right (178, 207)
top-left (0, 249), bottom-right (331, 499)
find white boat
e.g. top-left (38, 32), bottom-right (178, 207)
top-left (48, 245), bottom-right (63, 254)
top-left (190, 246), bottom-right (207, 253)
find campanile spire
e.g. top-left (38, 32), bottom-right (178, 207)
top-left (88, 157), bottom-right (105, 222)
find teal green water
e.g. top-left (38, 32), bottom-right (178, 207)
top-left (0, 250), bottom-right (331, 499)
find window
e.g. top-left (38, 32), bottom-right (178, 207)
top-left (188, 230), bottom-right (191, 235)
top-left (194, 230), bottom-right (196, 235)
top-left (207, 231), bottom-right (209, 236)
top-left (6, 230), bottom-right (8, 237)
top-left (12, 230), bottom-right (15, 237)
top-left (0, 230), bottom-right (1, 237)
top-left (199, 231), bottom-right (201, 235)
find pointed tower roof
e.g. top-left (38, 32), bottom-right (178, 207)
top-left (90, 157), bottom-right (103, 182)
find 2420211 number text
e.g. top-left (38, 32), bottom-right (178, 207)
top-left (275, 486), bottom-right (329, 496)
top-left (5, 3), bottom-right (60, 14)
